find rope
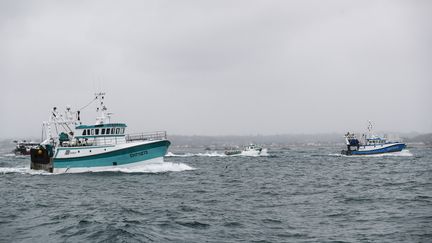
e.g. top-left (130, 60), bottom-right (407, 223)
top-left (77, 97), bottom-right (97, 111)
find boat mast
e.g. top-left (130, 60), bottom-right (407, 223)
top-left (367, 120), bottom-right (373, 139)
top-left (95, 92), bottom-right (111, 125)
top-left (39, 93), bottom-right (111, 144)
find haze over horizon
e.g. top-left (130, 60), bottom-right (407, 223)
top-left (1, 0), bottom-right (431, 138)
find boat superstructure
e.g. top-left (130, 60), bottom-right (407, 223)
top-left (30, 92), bottom-right (170, 173)
top-left (341, 121), bottom-right (406, 155)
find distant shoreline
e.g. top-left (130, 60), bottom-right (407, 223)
top-left (2, 133), bottom-right (430, 147)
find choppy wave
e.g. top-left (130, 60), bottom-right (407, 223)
top-left (0, 145), bottom-right (429, 243)
top-left (0, 162), bottom-right (195, 175)
top-left (328, 149), bottom-right (413, 157)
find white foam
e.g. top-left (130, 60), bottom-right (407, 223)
top-left (166, 152), bottom-right (196, 157)
top-left (329, 149), bottom-right (413, 157)
top-left (112, 162), bottom-right (195, 173)
top-left (0, 167), bottom-right (52, 175)
top-left (364, 149), bottom-right (413, 157)
top-left (166, 151), bottom-right (227, 157)
top-left (0, 162), bottom-right (195, 175)
top-left (166, 149), bottom-right (269, 157)
top-left (328, 153), bottom-right (343, 157)
top-left (3, 153), bottom-right (18, 157)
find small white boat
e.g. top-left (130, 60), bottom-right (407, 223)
top-left (13, 140), bottom-right (39, 155)
top-left (341, 121), bottom-right (406, 155)
top-left (30, 92), bottom-right (170, 173)
top-left (225, 144), bottom-right (265, 156)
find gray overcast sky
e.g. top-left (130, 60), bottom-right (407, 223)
top-left (0, 0), bottom-right (431, 138)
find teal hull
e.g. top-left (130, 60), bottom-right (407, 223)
top-left (53, 140), bottom-right (170, 169)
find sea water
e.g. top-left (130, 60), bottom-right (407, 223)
top-left (0, 144), bottom-right (431, 242)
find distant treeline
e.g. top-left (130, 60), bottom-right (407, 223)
top-left (405, 133), bottom-right (432, 145)
top-left (169, 134), bottom-right (343, 147)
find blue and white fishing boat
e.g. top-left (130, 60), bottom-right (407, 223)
top-left (30, 92), bottom-right (170, 173)
top-left (341, 121), bottom-right (406, 155)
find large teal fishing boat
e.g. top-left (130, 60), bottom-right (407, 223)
top-left (30, 92), bottom-right (170, 173)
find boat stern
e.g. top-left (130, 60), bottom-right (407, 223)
top-left (30, 145), bottom-right (54, 172)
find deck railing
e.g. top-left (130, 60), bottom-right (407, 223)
top-left (125, 131), bottom-right (167, 142)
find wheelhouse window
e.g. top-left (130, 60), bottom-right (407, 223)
top-left (106, 129), bottom-right (110, 135)
top-left (87, 129), bottom-right (90, 135)
top-left (82, 130), bottom-right (86, 135)
top-left (121, 128), bottom-right (125, 134)
top-left (111, 128), bottom-right (115, 134)
top-left (91, 129), bottom-right (94, 135)
top-left (101, 128), bottom-right (105, 135)
top-left (116, 128), bottom-right (120, 134)
top-left (95, 129), bottom-right (99, 135)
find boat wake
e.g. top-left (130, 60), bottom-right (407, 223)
top-left (101, 162), bottom-right (195, 173)
top-left (0, 162), bottom-right (195, 175)
top-left (0, 153), bottom-right (28, 159)
top-left (166, 150), bottom-right (269, 157)
top-left (3, 153), bottom-right (18, 157)
top-left (329, 149), bottom-right (414, 157)
top-left (0, 167), bottom-right (53, 175)
top-left (166, 151), bottom-right (227, 157)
